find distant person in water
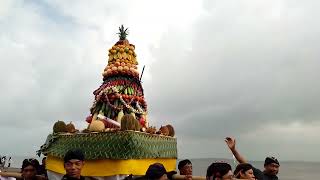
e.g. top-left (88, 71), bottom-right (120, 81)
top-left (62, 149), bottom-right (85, 180)
top-left (225, 137), bottom-right (280, 180)
top-left (19, 158), bottom-right (46, 180)
top-left (206, 161), bottom-right (234, 180)
top-left (233, 163), bottom-right (255, 180)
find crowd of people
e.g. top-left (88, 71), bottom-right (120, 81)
top-left (8, 137), bottom-right (279, 180)
top-left (0, 157), bottom-right (12, 168)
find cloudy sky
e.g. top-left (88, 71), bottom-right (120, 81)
top-left (1, 0), bottom-right (320, 162)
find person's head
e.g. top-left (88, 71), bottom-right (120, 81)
top-left (178, 159), bottom-right (192, 175)
top-left (21, 158), bottom-right (40, 180)
top-left (206, 162), bottom-right (233, 180)
top-left (145, 163), bottom-right (168, 180)
top-left (264, 157), bottom-right (280, 176)
top-left (234, 163), bottom-right (255, 180)
top-left (63, 149), bottom-right (85, 179)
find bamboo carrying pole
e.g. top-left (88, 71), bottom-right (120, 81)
top-left (0, 171), bottom-right (22, 178)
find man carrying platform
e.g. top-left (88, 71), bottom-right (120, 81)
top-left (62, 149), bottom-right (86, 180)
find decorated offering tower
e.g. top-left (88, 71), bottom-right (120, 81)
top-left (38, 26), bottom-right (177, 179)
top-left (87, 25), bottom-right (147, 131)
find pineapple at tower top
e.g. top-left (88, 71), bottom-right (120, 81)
top-left (117, 25), bottom-right (128, 41)
top-left (102, 25), bottom-right (139, 80)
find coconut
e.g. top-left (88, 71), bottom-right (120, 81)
top-left (158, 126), bottom-right (169, 136)
top-left (66, 122), bottom-right (76, 133)
top-left (53, 120), bottom-right (67, 133)
top-left (166, 124), bottom-right (175, 137)
top-left (146, 126), bottom-right (156, 134)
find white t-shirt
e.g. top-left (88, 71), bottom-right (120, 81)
top-left (0, 170), bottom-right (16, 180)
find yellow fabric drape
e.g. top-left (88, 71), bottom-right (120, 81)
top-left (47, 155), bottom-right (176, 176)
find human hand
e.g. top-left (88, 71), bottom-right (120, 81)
top-left (184, 175), bottom-right (192, 180)
top-left (225, 137), bottom-right (236, 150)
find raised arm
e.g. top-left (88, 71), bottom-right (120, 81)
top-left (225, 137), bottom-right (247, 163)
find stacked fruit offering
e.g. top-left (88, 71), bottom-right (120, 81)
top-left (102, 25), bottom-right (139, 79)
top-left (102, 43), bottom-right (139, 78)
top-left (86, 25), bottom-right (148, 132)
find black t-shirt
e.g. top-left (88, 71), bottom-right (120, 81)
top-left (38, 165), bottom-right (47, 178)
top-left (253, 167), bottom-right (278, 180)
top-left (61, 175), bottom-right (86, 180)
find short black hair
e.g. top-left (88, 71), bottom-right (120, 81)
top-left (64, 149), bottom-right (85, 163)
top-left (22, 158), bottom-right (40, 172)
top-left (264, 157), bottom-right (280, 166)
top-left (206, 162), bottom-right (232, 179)
top-left (145, 163), bottom-right (167, 179)
top-left (178, 159), bottom-right (192, 170)
top-left (234, 163), bottom-right (253, 178)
